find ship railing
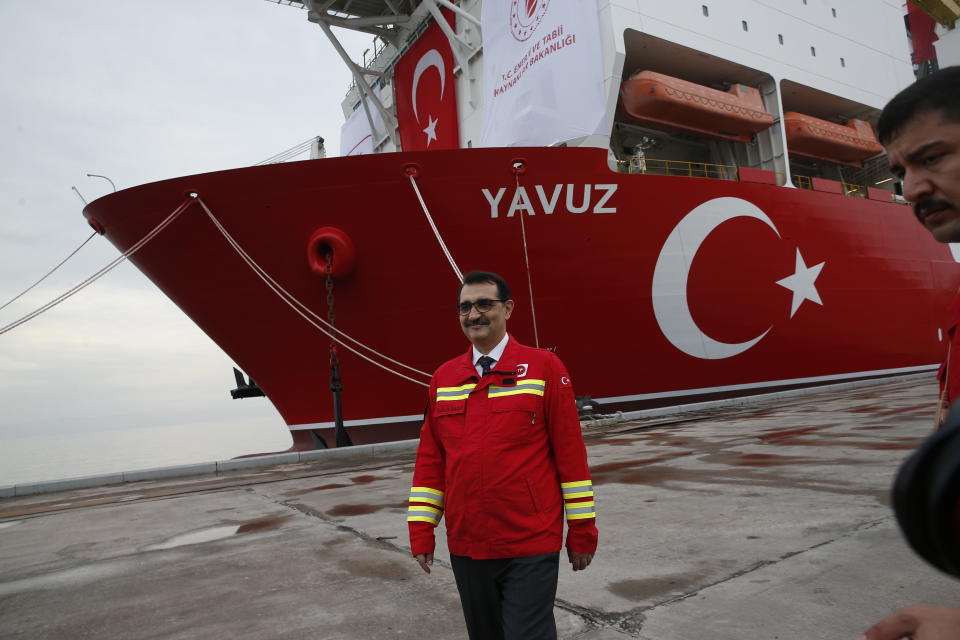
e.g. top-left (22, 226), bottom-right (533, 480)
top-left (842, 182), bottom-right (867, 197)
top-left (620, 162), bottom-right (879, 200)
top-left (346, 37), bottom-right (391, 95)
top-left (792, 174), bottom-right (869, 198)
top-left (793, 174), bottom-right (813, 190)
top-left (622, 158), bottom-right (738, 181)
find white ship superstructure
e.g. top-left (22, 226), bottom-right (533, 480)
top-left (309, 1), bottom-right (921, 195)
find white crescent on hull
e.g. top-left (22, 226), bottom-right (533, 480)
top-left (651, 197), bottom-right (777, 360)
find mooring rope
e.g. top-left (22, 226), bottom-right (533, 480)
top-left (408, 174), bottom-right (463, 282)
top-left (515, 174), bottom-right (541, 348)
top-left (196, 198), bottom-right (430, 387)
top-left (0, 197), bottom-right (194, 337)
top-left (0, 231), bottom-right (98, 312)
top-left (2, 193), bottom-right (433, 388)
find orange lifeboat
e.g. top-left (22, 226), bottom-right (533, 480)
top-left (783, 112), bottom-right (883, 167)
top-left (620, 70), bottom-right (774, 142)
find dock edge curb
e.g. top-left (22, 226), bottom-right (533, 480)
top-left (0, 372), bottom-right (935, 499)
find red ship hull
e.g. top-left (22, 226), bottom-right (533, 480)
top-left (83, 147), bottom-right (956, 446)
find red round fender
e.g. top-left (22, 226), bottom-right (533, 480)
top-left (307, 227), bottom-right (356, 278)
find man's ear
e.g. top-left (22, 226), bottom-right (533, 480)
top-left (504, 299), bottom-right (514, 319)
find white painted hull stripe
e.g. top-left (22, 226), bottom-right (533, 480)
top-left (289, 413), bottom-right (425, 430)
top-left (595, 365), bottom-right (938, 404)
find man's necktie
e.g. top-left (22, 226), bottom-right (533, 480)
top-left (477, 355), bottom-right (495, 376)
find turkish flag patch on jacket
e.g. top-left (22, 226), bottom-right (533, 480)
top-left (394, 8), bottom-right (460, 151)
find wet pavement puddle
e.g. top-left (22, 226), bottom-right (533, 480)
top-left (146, 516), bottom-right (293, 550)
top-left (283, 483), bottom-right (350, 496)
top-left (608, 572), bottom-right (703, 600)
top-left (325, 501), bottom-right (407, 517)
top-left (146, 525), bottom-right (239, 550)
top-left (236, 515), bottom-right (291, 534)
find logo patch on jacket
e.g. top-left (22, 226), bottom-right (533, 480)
top-left (560, 376), bottom-right (571, 387)
top-left (516, 363), bottom-right (528, 378)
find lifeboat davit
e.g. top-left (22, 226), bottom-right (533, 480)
top-left (620, 70), bottom-right (774, 143)
top-left (783, 112), bottom-right (883, 167)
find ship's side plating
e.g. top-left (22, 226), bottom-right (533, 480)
top-left (83, 147), bottom-right (958, 446)
top-left (84, 2), bottom-right (960, 448)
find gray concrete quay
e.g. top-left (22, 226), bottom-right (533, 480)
top-left (1, 379), bottom-right (958, 639)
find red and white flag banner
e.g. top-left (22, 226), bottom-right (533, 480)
top-left (908, 3), bottom-right (939, 66)
top-left (339, 87), bottom-right (385, 157)
top-left (394, 8), bottom-right (460, 151)
top-left (479, 0), bottom-right (607, 147)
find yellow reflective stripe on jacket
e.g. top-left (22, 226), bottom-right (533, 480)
top-left (488, 379), bottom-right (546, 398)
top-left (436, 383), bottom-right (477, 401)
top-left (561, 480), bottom-right (594, 500)
top-left (407, 504), bottom-right (442, 525)
top-left (409, 486), bottom-right (445, 507)
top-left (564, 501), bottom-right (596, 519)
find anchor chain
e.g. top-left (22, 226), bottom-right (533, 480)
top-left (325, 254), bottom-right (337, 359)
top-left (325, 252), bottom-right (353, 447)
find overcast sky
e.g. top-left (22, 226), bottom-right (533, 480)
top-left (0, 2), bottom-right (373, 453)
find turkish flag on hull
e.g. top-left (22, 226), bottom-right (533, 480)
top-left (394, 9), bottom-right (460, 151)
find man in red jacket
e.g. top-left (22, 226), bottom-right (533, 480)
top-left (407, 270), bottom-right (598, 640)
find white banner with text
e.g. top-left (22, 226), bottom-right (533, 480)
top-left (479, 0), bottom-right (607, 147)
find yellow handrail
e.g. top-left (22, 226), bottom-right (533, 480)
top-left (842, 182), bottom-right (866, 197)
top-left (793, 174), bottom-right (868, 196)
top-left (621, 157), bottom-right (738, 180)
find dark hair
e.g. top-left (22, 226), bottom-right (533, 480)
top-left (879, 66), bottom-right (960, 144)
top-left (458, 270), bottom-right (511, 302)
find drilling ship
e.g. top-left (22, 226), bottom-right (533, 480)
top-left (82, 0), bottom-right (960, 448)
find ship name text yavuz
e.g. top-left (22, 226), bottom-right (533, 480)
top-left (482, 184), bottom-right (618, 218)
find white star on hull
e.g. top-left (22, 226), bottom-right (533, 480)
top-left (776, 249), bottom-right (825, 318)
top-left (422, 114), bottom-right (439, 145)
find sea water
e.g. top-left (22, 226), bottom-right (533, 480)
top-left (0, 416), bottom-right (293, 487)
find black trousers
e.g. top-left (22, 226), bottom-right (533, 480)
top-left (449, 552), bottom-right (560, 640)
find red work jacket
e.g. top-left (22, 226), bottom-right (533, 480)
top-left (407, 336), bottom-right (598, 559)
top-left (939, 294), bottom-right (960, 408)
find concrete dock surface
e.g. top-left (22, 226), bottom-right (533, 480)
top-left (1, 379), bottom-right (959, 639)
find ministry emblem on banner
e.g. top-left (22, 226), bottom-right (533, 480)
top-left (511, 0), bottom-right (551, 41)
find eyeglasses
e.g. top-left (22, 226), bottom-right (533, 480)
top-left (457, 298), bottom-right (505, 315)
